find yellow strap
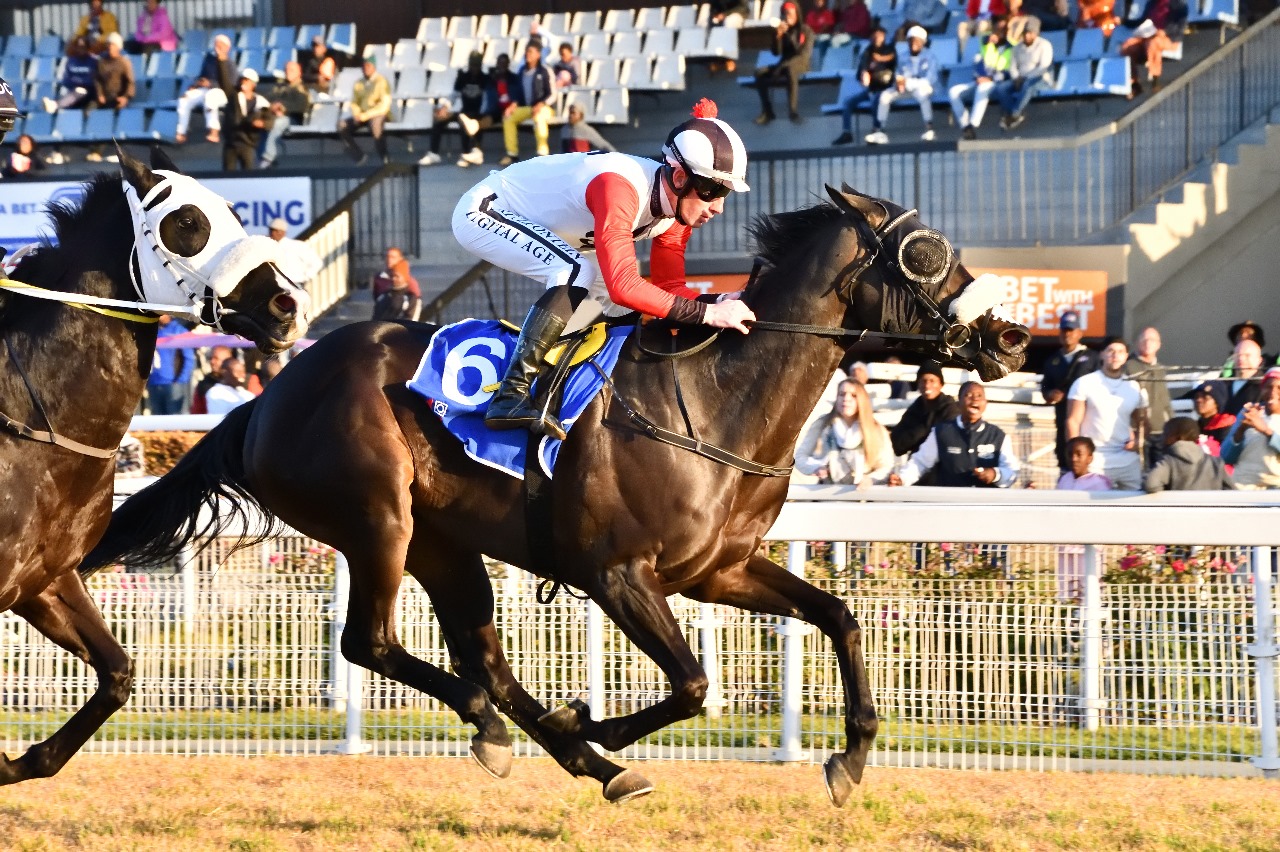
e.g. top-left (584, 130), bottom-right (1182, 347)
top-left (0, 279), bottom-right (158, 324)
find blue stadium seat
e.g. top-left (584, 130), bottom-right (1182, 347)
top-left (1043, 59), bottom-right (1094, 97)
top-left (295, 24), bottom-right (325, 50)
top-left (327, 23), bottom-right (357, 55)
top-left (23, 111), bottom-right (55, 144)
top-left (1190, 0), bottom-right (1239, 24)
top-left (1108, 25), bottom-right (1134, 51)
top-left (147, 109), bottom-right (179, 141)
top-left (34, 34), bottom-right (62, 57)
top-left (52, 108), bottom-right (85, 142)
top-left (25, 55), bottom-right (56, 83)
top-left (238, 49), bottom-right (267, 75)
top-left (83, 107), bottom-right (115, 140)
top-left (147, 51), bottom-right (177, 79)
top-left (1, 56), bottom-right (25, 83)
top-left (114, 107), bottom-right (150, 140)
top-left (1092, 55), bottom-right (1131, 95)
top-left (24, 79), bottom-right (55, 106)
top-left (929, 36), bottom-right (960, 68)
top-left (238, 27), bottom-right (266, 51)
top-left (136, 76), bottom-right (180, 107)
top-left (262, 49), bottom-right (287, 79)
top-left (1069, 27), bottom-right (1105, 59)
top-left (5, 35), bottom-right (34, 59)
top-left (267, 26), bottom-right (296, 51)
top-left (1042, 29), bottom-right (1069, 60)
top-left (180, 29), bottom-right (207, 54)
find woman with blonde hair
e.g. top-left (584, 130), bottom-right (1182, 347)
top-left (795, 379), bottom-right (894, 486)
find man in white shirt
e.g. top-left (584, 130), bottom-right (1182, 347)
top-left (267, 217), bottom-right (322, 286)
top-left (205, 358), bottom-right (257, 414)
top-left (1066, 337), bottom-right (1149, 489)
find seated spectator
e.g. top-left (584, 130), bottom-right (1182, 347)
top-left (806, 0), bottom-right (839, 68)
top-left (74, 0), bottom-right (119, 54)
top-left (259, 61), bottom-right (310, 168)
top-left (1192, 380), bottom-right (1235, 454)
top-left (560, 103), bottom-right (616, 153)
top-left (266, 218), bottom-right (323, 286)
top-left (1066, 337), bottom-right (1149, 490)
top-left (865, 26), bottom-right (937, 144)
top-left (994, 16), bottom-right (1054, 131)
top-left (957, 0), bottom-right (1009, 43)
top-left (1119, 0), bottom-right (1180, 98)
top-left (831, 26), bottom-right (896, 146)
top-left (500, 43), bottom-right (555, 164)
top-left (45, 36), bottom-right (98, 114)
top-left (1144, 417), bottom-right (1234, 491)
top-left (889, 381), bottom-right (1019, 487)
top-left (1076, 0), bottom-right (1121, 34)
top-left (420, 51), bottom-right (490, 167)
top-left (1022, 0), bottom-right (1073, 29)
top-left (338, 56), bottom-right (392, 166)
top-left (221, 69), bottom-right (270, 171)
top-left (175, 33), bottom-right (237, 144)
top-left (795, 379), bottom-right (894, 487)
top-left (1057, 436), bottom-right (1112, 490)
top-left (948, 17), bottom-right (1013, 140)
top-left (371, 247), bottom-right (421, 321)
top-left (551, 42), bottom-right (583, 89)
top-left (896, 0), bottom-right (950, 38)
top-left (753, 2), bottom-right (813, 125)
top-left (839, 0), bottom-right (873, 39)
top-left (85, 32), bottom-right (133, 162)
top-left (4, 133), bottom-right (46, 178)
top-left (1006, 0), bottom-right (1035, 40)
top-left (190, 345), bottom-right (233, 414)
top-left (849, 361), bottom-right (870, 386)
top-left (1224, 337), bottom-right (1264, 416)
top-left (205, 358), bottom-right (258, 415)
top-left (1220, 370), bottom-right (1280, 489)
top-left (890, 361), bottom-right (958, 462)
top-left (126, 0), bottom-right (176, 56)
top-left (300, 35), bottom-right (337, 96)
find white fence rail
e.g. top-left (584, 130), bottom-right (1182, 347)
top-left (2, 490), bottom-right (1277, 778)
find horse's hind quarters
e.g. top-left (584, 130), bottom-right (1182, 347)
top-left (602, 768), bottom-right (655, 804)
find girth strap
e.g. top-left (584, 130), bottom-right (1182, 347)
top-left (0, 332), bottom-right (118, 459)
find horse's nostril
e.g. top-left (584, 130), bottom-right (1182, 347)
top-left (1001, 328), bottom-right (1031, 352)
top-left (270, 293), bottom-right (297, 317)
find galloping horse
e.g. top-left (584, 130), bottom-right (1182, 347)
top-left (0, 147), bottom-right (308, 784)
top-left (85, 186), bottom-right (1029, 804)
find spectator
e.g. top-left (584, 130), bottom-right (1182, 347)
top-left (890, 361), bottom-right (958, 459)
top-left (220, 69), bottom-right (270, 171)
top-left (1119, 0), bottom-right (1180, 98)
top-left (419, 51), bottom-right (490, 167)
top-left (1076, 0), bottom-right (1121, 35)
top-left (205, 358), bottom-right (257, 415)
top-left (560, 103), bottom-right (616, 153)
top-left (1124, 326), bottom-right (1172, 435)
top-left (806, 0), bottom-right (839, 68)
top-left (551, 42), bottom-right (583, 89)
top-left (849, 361), bottom-right (870, 386)
top-left (300, 35), bottom-right (336, 96)
top-left (1222, 320), bottom-right (1269, 375)
top-left (266, 218), bottom-right (322, 286)
top-left (1006, 0), bottom-right (1035, 40)
top-left (864, 26), bottom-right (938, 144)
top-left (45, 36), bottom-right (98, 114)
top-left (73, 0), bottom-right (119, 54)
top-left (831, 25), bottom-right (896, 146)
top-left (948, 17), bottom-right (1013, 140)
top-left (1220, 370), bottom-right (1280, 489)
top-left (126, 0), bottom-right (176, 56)
top-left (1022, 0), bottom-right (1073, 29)
top-left (190, 345), bottom-right (233, 414)
top-left (752, 1), bottom-right (813, 126)
top-left (957, 0), bottom-right (1009, 43)
top-left (500, 43), bottom-right (554, 165)
top-left (479, 53), bottom-right (521, 156)
top-left (522, 20), bottom-right (548, 60)
top-left (1144, 417), bottom-right (1234, 491)
top-left (994, 16), bottom-right (1054, 131)
top-left (1192, 380), bottom-right (1235, 454)
top-left (115, 432), bottom-right (146, 477)
top-left (147, 314), bottom-right (193, 415)
top-left (259, 61), bottom-right (309, 168)
top-left (839, 0), bottom-right (873, 39)
top-left (708, 0), bottom-right (750, 72)
top-left (175, 33), bottom-right (237, 144)
top-left (371, 247), bottom-right (421, 321)
top-left (1057, 436), bottom-right (1112, 490)
top-left (897, 0), bottom-right (950, 36)
top-left (85, 32), bottom-right (133, 162)
top-left (1066, 337), bottom-right (1150, 490)
top-left (889, 381), bottom-right (1020, 487)
top-left (338, 55), bottom-right (392, 166)
top-left (1223, 337), bottom-right (1264, 416)
top-left (1042, 313), bottom-right (1099, 474)
top-left (795, 379), bottom-right (894, 487)
top-left (4, 134), bottom-right (46, 178)
top-left (258, 358), bottom-right (285, 390)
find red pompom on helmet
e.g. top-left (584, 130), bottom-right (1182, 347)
top-left (663, 98), bottom-right (749, 193)
top-left (690, 98), bottom-right (718, 120)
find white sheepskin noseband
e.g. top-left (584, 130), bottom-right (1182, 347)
top-left (949, 273), bottom-right (1010, 325)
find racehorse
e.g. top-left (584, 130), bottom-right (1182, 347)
top-left (83, 186), bottom-right (1030, 805)
top-left (0, 147), bottom-right (308, 785)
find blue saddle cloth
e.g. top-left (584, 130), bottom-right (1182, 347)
top-left (407, 318), bottom-right (631, 480)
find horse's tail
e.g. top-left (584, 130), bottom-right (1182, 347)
top-left (80, 400), bottom-right (277, 577)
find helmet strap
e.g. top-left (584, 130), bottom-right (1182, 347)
top-left (662, 163), bottom-right (694, 227)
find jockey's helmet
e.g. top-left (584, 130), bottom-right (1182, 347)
top-left (662, 98), bottom-right (749, 197)
top-left (0, 77), bottom-right (18, 144)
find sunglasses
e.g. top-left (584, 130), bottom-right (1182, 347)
top-left (689, 174), bottom-right (732, 202)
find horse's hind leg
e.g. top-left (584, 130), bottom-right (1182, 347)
top-left (406, 538), bottom-right (653, 803)
top-left (686, 553), bottom-right (878, 808)
top-left (0, 571), bottom-right (133, 785)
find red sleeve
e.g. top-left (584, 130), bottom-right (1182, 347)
top-left (584, 172), bottom-right (701, 318)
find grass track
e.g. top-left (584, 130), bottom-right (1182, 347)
top-left (0, 756), bottom-right (1278, 851)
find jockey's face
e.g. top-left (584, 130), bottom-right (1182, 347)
top-left (671, 166), bottom-right (726, 228)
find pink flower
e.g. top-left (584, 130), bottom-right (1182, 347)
top-left (940, 542), bottom-right (953, 552)
top-left (1172, 560), bottom-right (1186, 573)
top-left (879, 561), bottom-right (889, 569)
top-left (1154, 545), bottom-right (1167, 555)
top-left (1224, 564), bottom-right (1236, 574)
top-left (1119, 556), bottom-right (1139, 570)
top-left (269, 553), bottom-right (283, 564)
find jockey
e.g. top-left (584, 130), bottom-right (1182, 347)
top-left (0, 76), bottom-right (18, 144)
top-left (452, 98), bottom-right (757, 440)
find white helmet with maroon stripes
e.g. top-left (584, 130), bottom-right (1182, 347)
top-left (662, 99), bottom-right (750, 193)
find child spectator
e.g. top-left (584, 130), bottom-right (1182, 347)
top-left (1057, 436), bottom-right (1112, 490)
top-left (551, 42), bottom-right (583, 88)
top-left (1144, 417), bottom-right (1233, 491)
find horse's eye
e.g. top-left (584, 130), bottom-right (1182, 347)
top-left (180, 216), bottom-right (195, 229)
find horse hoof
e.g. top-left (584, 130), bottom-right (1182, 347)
top-left (603, 769), bottom-right (654, 803)
top-left (823, 753), bottom-right (858, 808)
top-left (539, 697), bottom-right (589, 734)
top-left (469, 738), bottom-right (513, 779)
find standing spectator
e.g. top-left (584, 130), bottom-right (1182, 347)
top-left (839, 0), bottom-right (873, 38)
top-left (220, 69), bottom-right (270, 171)
top-left (957, 0), bottom-right (1010, 42)
top-left (806, 0), bottom-right (839, 69)
top-left (419, 51), bottom-right (490, 167)
top-left (1220, 370), bottom-right (1280, 489)
top-left (126, 0), bottom-right (176, 55)
top-left (888, 381), bottom-right (1020, 487)
top-left (259, 61), bottom-right (310, 168)
top-left (266, 218), bottom-right (322, 286)
top-left (1192, 380), bottom-right (1235, 454)
top-left (147, 314), bottom-right (193, 415)
top-left (4, 134), bottom-right (46, 178)
top-left (551, 42), bottom-right (583, 89)
top-left (175, 33), bottom-right (237, 144)
top-left (849, 361), bottom-right (870, 386)
top-left (1144, 417), bottom-right (1234, 491)
top-left (85, 32), bottom-right (133, 162)
top-left (883, 355), bottom-right (912, 400)
top-left (1223, 337), bottom-right (1265, 416)
top-left (1124, 326), bottom-right (1172, 434)
top-left (204, 358), bottom-right (257, 415)
top-left (994, 16), bottom-right (1054, 131)
top-left (864, 26), bottom-right (938, 144)
top-left (74, 0), bottom-right (119, 54)
top-left (752, 1), bottom-right (813, 125)
top-left (1066, 337), bottom-right (1150, 490)
top-left (1221, 320), bottom-right (1269, 376)
top-left (1041, 309), bottom-right (1098, 473)
top-left (371, 247), bottom-right (421, 321)
top-left (890, 361), bottom-right (958, 460)
top-left (500, 43), bottom-right (554, 165)
top-left (338, 56), bottom-right (391, 166)
top-left (258, 359), bottom-right (285, 390)
top-left (795, 379), bottom-right (895, 487)
top-left (1057, 436), bottom-right (1112, 490)
top-left (300, 35), bottom-right (336, 96)
top-left (948, 17), bottom-right (1013, 140)
top-left (45, 36), bottom-right (98, 114)
top-left (831, 26), bottom-right (896, 145)
top-left (560, 103), bottom-right (616, 153)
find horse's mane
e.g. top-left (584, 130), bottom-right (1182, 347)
top-left (10, 173), bottom-right (123, 282)
top-left (748, 203), bottom-right (844, 268)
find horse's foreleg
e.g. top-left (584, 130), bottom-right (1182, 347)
top-left (407, 541), bottom-right (652, 803)
top-left (686, 554), bottom-right (878, 808)
top-left (0, 571), bottom-right (133, 785)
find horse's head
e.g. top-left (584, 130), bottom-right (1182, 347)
top-left (117, 146), bottom-right (310, 354)
top-left (824, 185), bottom-right (1029, 381)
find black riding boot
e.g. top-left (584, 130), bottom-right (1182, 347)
top-left (484, 303), bottom-right (568, 440)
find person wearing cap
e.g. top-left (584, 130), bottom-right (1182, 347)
top-left (339, 55), bottom-right (392, 166)
top-left (499, 42), bottom-right (555, 165)
top-left (451, 97), bottom-right (754, 438)
top-left (176, 33), bottom-right (238, 144)
top-left (1220, 369), bottom-right (1280, 489)
top-left (890, 361), bottom-right (959, 466)
top-left (1041, 309), bottom-right (1099, 473)
top-left (864, 25), bottom-right (938, 144)
top-left (1192, 380), bottom-right (1235, 455)
top-left (752, 1), bottom-right (813, 125)
top-left (220, 68), bottom-right (271, 171)
top-left (993, 15), bottom-right (1053, 131)
top-left (266, 218), bottom-right (323, 286)
top-left (259, 60), bottom-right (310, 168)
top-left (300, 35), bottom-right (337, 95)
top-left (84, 31), bottom-right (133, 162)
top-left (73, 0), bottom-right (119, 54)
top-left (1066, 337), bottom-right (1150, 490)
top-left (420, 51), bottom-right (491, 168)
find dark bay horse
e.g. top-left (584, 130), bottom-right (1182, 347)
top-left (84, 186), bottom-right (1029, 804)
top-left (0, 147), bottom-right (307, 785)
